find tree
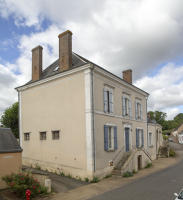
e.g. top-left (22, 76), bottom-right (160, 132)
top-left (148, 111), bottom-right (167, 129)
top-left (0, 102), bottom-right (19, 138)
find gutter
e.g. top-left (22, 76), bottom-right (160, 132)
top-left (91, 64), bottom-right (96, 172)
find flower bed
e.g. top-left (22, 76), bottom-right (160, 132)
top-left (2, 172), bottom-right (47, 199)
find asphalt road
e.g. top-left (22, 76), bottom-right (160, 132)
top-left (0, 195), bottom-right (4, 200)
top-left (89, 143), bottom-right (183, 200)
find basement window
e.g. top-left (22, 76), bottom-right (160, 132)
top-left (40, 132), bottom-right (46, 140)
top-left (24, 133), bottom-right (30, 141)
top-left (52, 130), bottom-right (60, 140)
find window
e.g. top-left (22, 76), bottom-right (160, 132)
top-left (24, 133), bottom-right (30, 141)
top-left (40, 132), bottom-right (46, 140)
top-left (135, 100), bottom-right (142, 120)
top-left (122, 96), bottom-right (131, 117)
top-left (104, 87), bottom-right (113, 113)
top-left (104, 125), bottom-right (117, 151)
top-left (136, 129), bottom-right (144, 148)
top-left (52, 130), bottom-right (60, 140)
top-left (148, 132), bottom-right (153, 147)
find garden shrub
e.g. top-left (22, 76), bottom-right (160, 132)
top-left (145, 162), bottom-right (152, 168)
top-left (2, 172), bottom-right (47, 198)
top-left (169, 148), bottom-right (176, 157)
top-left (122, 171), bottom-right (133, 177)
top-left (90, 176), bottom-right (99, 183)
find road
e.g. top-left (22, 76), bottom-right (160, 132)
top-left (0, 196), bottom-right (4, 200)
top-left (88, 143), bottom-right (183, 200)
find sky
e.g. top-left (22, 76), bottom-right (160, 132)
top-left (0, 0), bottom-right (183, 120)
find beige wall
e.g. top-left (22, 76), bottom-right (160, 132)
top-left (21, 71), bottom-right (88, 178)
top-left (93, 70), bottom-right (148, 176)
top-left (0, 152), bottom-right (22, 189)
top-left (147, 123), bottom-right (163, 160)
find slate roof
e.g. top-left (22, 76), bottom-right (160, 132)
top-left (0, 128), bottom-right (22, 153)
top-left (17, 52), bottom-right (148, 95)
top-left (26, 52), bottom-right (87, 85)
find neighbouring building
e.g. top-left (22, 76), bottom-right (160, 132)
top-left (172, 123), bottom-right (183, 144)
top-left (147, 118), bottom-right (163, 160)
top-left (16, 30), bottom-right (163, 179)
top-left (0, 128), bottom-right (22, 189)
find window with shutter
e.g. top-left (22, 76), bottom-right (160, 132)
top-left (136, 129), bottom-right (144, 148)
top-left (122, 95), bottom-right (131, 117)
top-left (148, 132), bottom-right (153, 147)
top-left (104, 125), bottom-right (117, 151)
top-left (103, 87), bottom-right (114, 113)
top-left (135, 100), bottom-right (142, 120)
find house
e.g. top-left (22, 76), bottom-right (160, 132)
top-left (172, 123), bottom-right (183, 144)
top-left (0, 128), bottom-right (22, 189)
top-left (16, 30), bottom-right (163, 179)
top-left (147, 118), bottom-right (163, 160)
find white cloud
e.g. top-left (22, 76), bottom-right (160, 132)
top-left (135, 63), bottom-right (183, 119)
top-left (1, 0), bottom-right (183, 78)
top-left (0, 25), bottom-right (61, 116)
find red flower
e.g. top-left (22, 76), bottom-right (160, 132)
top-left (10, 182), bottom-right (15, 186)
top-left (32, 185), bottom-right (36, 189)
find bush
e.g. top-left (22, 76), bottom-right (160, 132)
top-left (123, 171), bottom-right (133, 177)
top-left (145, 162), bottom-right (152, 168)
top-left (90, 176), bottom-right (99, 183)
top-left (132, 169), bottom-right (137, 174)
top-left (84, 177), bottom-right (89, 182)
top-left (163, 134), bottom-right (168, 140)
top-left (2, 173), bottom-right (47, 198)
top-left (104, 174), bottom-right (112, 179)
top-left (169, 148), bottom-right (176, 157)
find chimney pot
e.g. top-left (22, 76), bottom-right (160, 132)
top-left (122, 69), bottom-right (132, 84)
top-left (32, 45), bottom-right (43, 81)
top-left (58, 30), bottom-right (72, 72)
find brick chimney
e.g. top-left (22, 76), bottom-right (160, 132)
top-left (32, 45), bottom-right (43, 81)
top-left (123, 69), bottom-right (132, 84)
top-left (58, 30), bottom-right (72, 72)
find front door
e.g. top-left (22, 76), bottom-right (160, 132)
top-left (137, 155), bottom-right (142, 170)
top-left (125, 127), bottom-right (130, 152)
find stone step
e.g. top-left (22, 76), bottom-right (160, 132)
top-left (112, 169), bottom-right (121, 176)
top-left (114, 152), bottom-right (131, 170)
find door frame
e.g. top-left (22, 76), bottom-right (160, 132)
top-left (137, 155), bottom-right (142, 170)
top-left (124, 124), bottom-right (131, 152)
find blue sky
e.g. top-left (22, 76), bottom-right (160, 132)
top-left (0, 0), bottom-right (183, 119)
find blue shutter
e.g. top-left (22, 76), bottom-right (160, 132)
top-left (104, 89), bottom-right (108, 112)
top-left (122, 96), bottom-right (125, 116)
top-left (135, 101), bottom-right (138, 119)
top-left (129, 99), bottom-right (132, 118)
top-left (136, 128), bottom-right (139, 148)
top-left (142, 129), bottom-right (144, 147)
top-left (109, 91), bottom-right (113, 113)
top-left (104, 125), bottom-right (108, 151)
top-left (114, 126), bottom-right (117, 150)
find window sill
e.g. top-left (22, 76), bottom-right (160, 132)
top-left (148, 145), bottom-right (154, 148)
top-left (137, 146), bottom-right (144, 149)
top-left (136, 118), bottom-right (142, 121)
top-left (106, 149), bottom-right (115, 152)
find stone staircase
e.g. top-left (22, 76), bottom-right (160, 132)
top-left (112, 151), bottom-right (131, 176)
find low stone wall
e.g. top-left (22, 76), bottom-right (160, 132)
top-left (121, 149), bottom-right (152, 174)
top-left (0, 152), bottom-right (22, 189)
